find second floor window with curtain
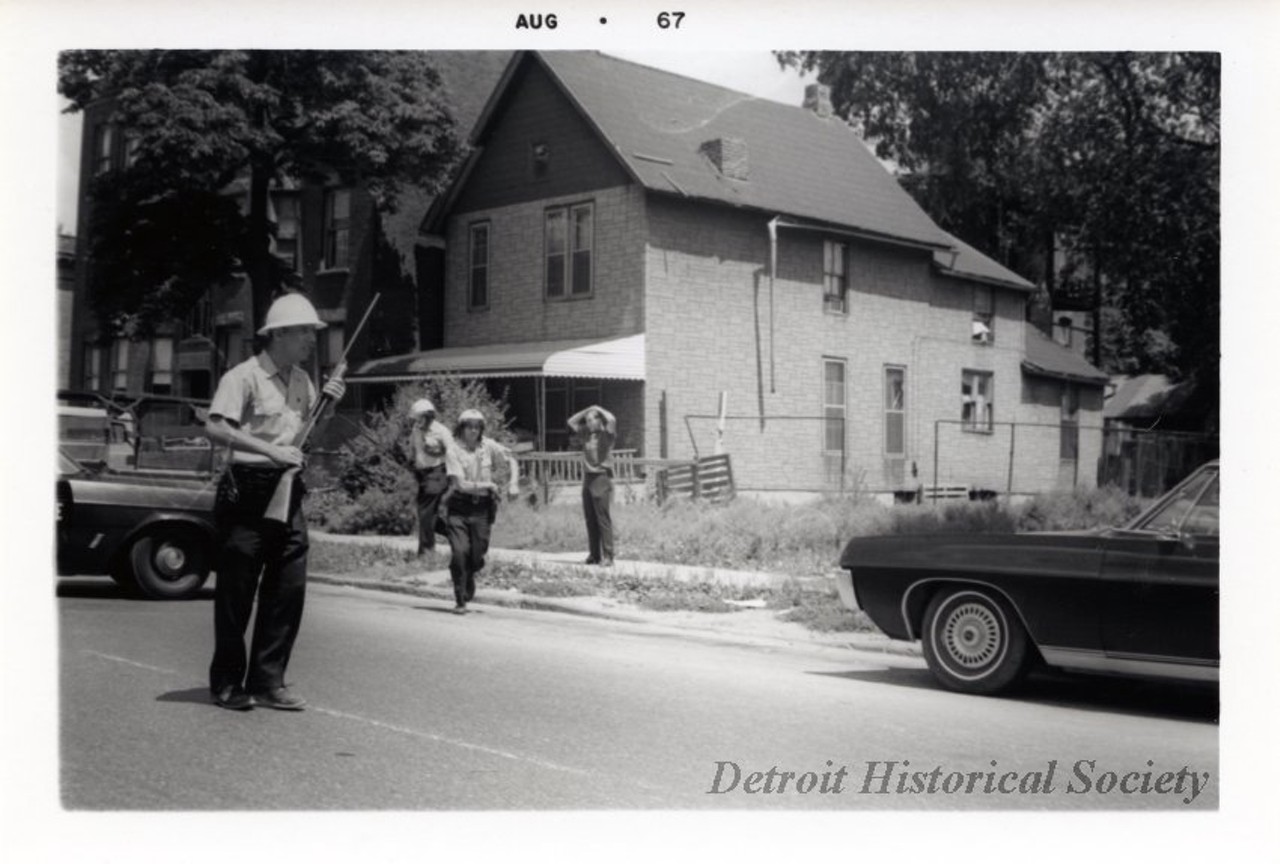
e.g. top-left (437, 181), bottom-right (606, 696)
top-left (324, 188), bottom-right (351, 270)
top-left (823, 241), bottom-right (848, 314)
top-left (972, 285), bottom-right (995, 345)
top-left (545, 203), bottom-right (593, 299)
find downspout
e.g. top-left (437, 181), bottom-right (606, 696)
top-left (767, 216), bottom-right (779, 395)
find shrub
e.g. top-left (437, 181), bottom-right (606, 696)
top-left (1013, 484), bottom-right (1145, 532)
top-left (308, 377), bottom-right (517, 534)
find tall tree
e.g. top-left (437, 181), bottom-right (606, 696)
top-left (59, 50), bottom-right (463, 335)
top-left (776, 52), bottom-right (1219, 424)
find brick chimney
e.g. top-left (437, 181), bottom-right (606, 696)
top-left (700, 137), bottom-right (749, 181)
top-left (803, 83), bottom-right (833, 119)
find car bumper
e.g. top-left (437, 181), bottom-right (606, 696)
top-left (835, 570), bottom-right (861, 613)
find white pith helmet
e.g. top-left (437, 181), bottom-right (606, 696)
top-left (257, 292), bottom-right (327, 335)
top-left (410, 398), bottom-right (436, 418)
top-left (458, 408), bottom-right (485, 426)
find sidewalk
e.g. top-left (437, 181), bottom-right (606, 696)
top-left (309, 530), bottom-right (921, 659)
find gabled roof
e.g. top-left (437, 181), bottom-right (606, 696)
top-left (446, 51), bottom-right (955, 252)
top-left (1022, 323), bottom-right (1109, 385)
top-left (934, 233), bottom-right (1035, 292)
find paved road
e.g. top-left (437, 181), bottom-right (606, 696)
top-left (59, 578), bottom-right (1218, 810)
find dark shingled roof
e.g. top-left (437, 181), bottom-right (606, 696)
top-left (1022, 323), bottom-right (1109, 385)
top-left (471, 52), bottom-right (957, 251)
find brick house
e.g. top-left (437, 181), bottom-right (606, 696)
top-left (349, 51), bottom-right (1107, 495)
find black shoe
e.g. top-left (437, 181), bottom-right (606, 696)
top-left (453, 603), bottom-right (468, 615)
top-left (583, 556), bottom-right (600, 565)
top-left (212, 684), bottom-right (253, 711)
top-left (250, 686), bottom-right (307, 711)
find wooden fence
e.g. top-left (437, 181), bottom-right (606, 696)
top-left (514, 450), bottom-right (735, 504)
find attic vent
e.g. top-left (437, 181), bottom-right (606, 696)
top-left (803, 83), bottom-right (833, 119)
top-left (699, 137), bottom-right (749, 181)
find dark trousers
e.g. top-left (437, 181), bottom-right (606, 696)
top-left (582, 470), bottom-right (614, 562)
top-left (444, 495), bottom-right (493, 606)
top-left (209, 473), bottom-right (308, 694)
top-left (415, 464), bottom-right (449, 552)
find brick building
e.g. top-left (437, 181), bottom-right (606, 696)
top-left (350, 51), bottom-right (1107, 496)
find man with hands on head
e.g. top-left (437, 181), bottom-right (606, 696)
top-left (204, 292), bottom-right (345, 712)
top-left (567, 404), bottom-right (617, 567)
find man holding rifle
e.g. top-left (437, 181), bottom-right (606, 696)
top-left (204, 292), bottom-right (346, 711)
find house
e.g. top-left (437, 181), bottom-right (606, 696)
top-left (352, 50), bottom-right (1107, 497)
top-left (66, 52), bottom-right (512, 434)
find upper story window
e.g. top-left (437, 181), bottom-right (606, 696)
top-left (83, 344), bottom-right (102, 392)
top-left (1060, 382), bottom-right (1080, 461)
top-left (150, 338), bottom-right (174, 395)
top-left (972, 285), bottom-right (995, 345)
top-left (185, 293), bottom-right (213, 339)
top-left (323, 188), bottom-right (352, 270)
top-left (111, 339), bottom-right (130, 391)
top-left (469, 222), bottom-right (490, 310)
top-left (962, 369), bottom-right (994, 433)
top-left (92, 124), bottom-right (114, 176)
top-left (823, 241), bottom-right (848, 314)
top-left (884, 366), bottom-right (906, 457)
top-left (545, 203), bottom-right (593, 299)
top-left (273, 193), bottom-right (301, 272)
top-left (531, 141), bottom-right (550, 180)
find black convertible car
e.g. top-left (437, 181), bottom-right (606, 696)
top-left (837, 461), bottom-right (1219, 695)
top-left (57, 449), bottom-right (216, 599)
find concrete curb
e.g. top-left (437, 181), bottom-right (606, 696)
top-left (308, 570), bottom-right (924, 660)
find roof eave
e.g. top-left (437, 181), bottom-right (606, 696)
top-left (1021, 360), bottom-right (1108, 386)
top-left (934, 264), bottom-right (1036, 293)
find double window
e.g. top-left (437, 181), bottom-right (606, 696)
top-left (823, 241), bottom-right (848, 314)
top-left (468, 222), bottom-right (490, 310)
top-left (545, 203), bottom-right (593, 299)
top-left (962, 370), bottom-right (994, 433)
top-left (972, 285), bottom-right (994, 345)
top-left (323, 188), bottom-right (351, 270)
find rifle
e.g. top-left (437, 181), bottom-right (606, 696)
top-left (263, 293), bottom-right (381, 523)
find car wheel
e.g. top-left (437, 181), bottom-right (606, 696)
top-left (128, 528), bottom-right (211, 600)
top-left (921, 588), bottom-right (1030, 695)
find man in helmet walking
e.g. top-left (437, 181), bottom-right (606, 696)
top-left (409, 398), bottom-right (454, 555)
top-left (442, 409), bottom-right (521, 614)
top-left (204, 292), bottom-right (345, 711)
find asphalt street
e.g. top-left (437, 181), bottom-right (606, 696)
top-left (59, 577), bottom-right (1218, 810)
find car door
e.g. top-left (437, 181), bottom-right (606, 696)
top-left (1099, 466), bottom-right (1219, 666)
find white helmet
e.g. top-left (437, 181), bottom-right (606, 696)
top-left (410, 398), bottom-right (436, 418)
top-left (457, 408), bottom-right (486, 426)
top-left (257, 292), bottom-right (327, 335)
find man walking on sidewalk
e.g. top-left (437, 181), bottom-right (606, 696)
top-left (567, 404), bottom-right (617, 567)
top-left (442, 409), bottom-right (521, 614)
top-left (409, 398), bottom-right (453, 555)
top-left (204, 292), bottom-right (345, 711)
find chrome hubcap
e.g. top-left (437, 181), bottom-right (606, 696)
top-left (942, 602), bottom-right (1001, 668)
top-left (155, 543), bottom-right (187, 576)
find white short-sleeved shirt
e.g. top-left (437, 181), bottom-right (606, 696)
top-left (445, 437), bottom-right (510, 491)
top-left (416, 420), bottom-right (455, 469)
top-left (209, 352), bottom-right (316, 465)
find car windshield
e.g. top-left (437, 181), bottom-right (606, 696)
top-left (1127, 466), bottom-right (1219, 537)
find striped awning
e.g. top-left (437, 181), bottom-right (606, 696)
top-left (350, 334), bottom-right (645, 383)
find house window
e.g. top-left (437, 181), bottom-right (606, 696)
top-left (186, 293), bottom-right (212, 338)
top-left (1055, 315), bottom-right (1074, 348)
top-left (111, 339), bottom-right (130, 391)
top-left (1060, 383), bottom-right (1080, 461)
top-left (884, 366), bottom-right (906, 457)
top-left (823, 359), bottom-right (846, 454)
top-left (123, 132), bottom-right (141, 168)
top-left (823, 241), bottom-right (848, 314)
top-left (323, 188), bottom-right (351, 270)
top-left (972, 285), bottom-right (994, 345)
top-left (92, 123), bottom-right (114, 176)
top-left (150, 338), bottom-right (174, 394)
top-left (469, 222), bottom-right (490, 310)
top-left (531, 141), bottom-right (550, 180)
top-left (273, 193), bottom-right (301, 272)
top-left (545, 203), bottom-right (593, 299)
top-left (84, 344), bottom-right (102, 392)
top-left (961, 370), bottom-right (994, 433)
top-left (318, 324), bottom-right (345, 381)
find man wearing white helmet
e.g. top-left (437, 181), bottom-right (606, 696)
top-left (442, 408), bottom-right (521, 613)
top-left (408, 397), bottom-right (454, 555)
top-left (203, 291), bottom-right (345, 711)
